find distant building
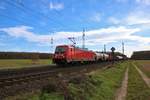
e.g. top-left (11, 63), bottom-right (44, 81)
top-left (131, 51), bottom-right (150, 60)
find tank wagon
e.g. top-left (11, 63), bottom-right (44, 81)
top-left (95, 52), bottom-right (110, 61)
top-left (116, 55), bottom-right (124, 60)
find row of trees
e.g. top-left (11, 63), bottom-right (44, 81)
top-left (0, 52), bottom-right (53, 59)
top-left (131, 51), bottom-right (150, 60)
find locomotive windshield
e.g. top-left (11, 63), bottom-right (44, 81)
top-left (55, 47), bottom-right (66, 53)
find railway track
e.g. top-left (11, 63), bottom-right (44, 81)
top-left (0, 64), bottom-right (57, 77)
top-left (0, 62), bottom-right (114, 99)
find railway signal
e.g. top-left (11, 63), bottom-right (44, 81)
top-left (111, 47), bottom-right (115, 64)
top-left (111, 47), bottom-right (115, 52)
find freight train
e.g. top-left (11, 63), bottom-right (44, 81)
top-left (52, 45), bottom-right (124, 65)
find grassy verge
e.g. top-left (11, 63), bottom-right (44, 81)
top-left (0, 59), bottom-right (52, 69)
top-left (134, 60), bottom-right (150, 78)
top-left (6, 91), bottom-right (64, 100)
top-left (67, 62), bottom-right (127, 100)
top-left (127, 62), bottom-right (150, 100)
top-left (6, 62), bottom-right (128, 100)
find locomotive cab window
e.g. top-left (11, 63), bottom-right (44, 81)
top-left (55, 47), bottom-right (66, 53)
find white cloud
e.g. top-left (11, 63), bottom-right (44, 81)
top-left (108, 11), bottom-right (150, 26)
top-left (107, 10), bottom-right (150, 57)
top-left (1, 25), bottom-right (150, 57)
top-left (136, 0), bottom-right (150, 5)
top-left (0, 26), bottom-right (51, 43)
top-left (90, 13), bottom-right (101, 22)
top-left (108, 17), bottom-right (120, 24)
top-left (49, 2), bottom-right (64, 10)
top-left (0, 25), bottom-right (142, 44)
top-left (125, 12), bottom-right (150, 25)
top-left (125, 35), bottom-right (150, 43)
top-left (0, 26), bottom-right (140, 43)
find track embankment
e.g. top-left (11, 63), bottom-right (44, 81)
top-left (0, 62), bottom-right (113, 99)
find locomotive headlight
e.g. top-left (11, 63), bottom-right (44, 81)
top-left (54, 54), bottom-right (65, 58)
top-left (55, 54), bottom-right (58, 58)
top-left (61, 54), bottom-right (65, 58)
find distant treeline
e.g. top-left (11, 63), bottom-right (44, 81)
top-left (131, 51), bottom-right (150, 60)
top-left (0, 52), bottom-right (53, 59)
top-left (0, 51), bottom-right (127, 59)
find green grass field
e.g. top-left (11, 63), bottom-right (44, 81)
top-left (134, 60), bottom-right (150, 78)
top-left (127, 62), bottom-right (150, 100)
top-left (0, 59), bottom-right (52, 69)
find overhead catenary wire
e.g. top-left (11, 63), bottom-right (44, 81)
top-left (0, 13), bottom-right (40, 27)
top-left (0, 0), bottom-right (72, 45)
top-left (4, 0), bottom-right (93, 32)
top-left (0, 3), bottom-right (54, 30)
top-left (1, 0), bottom-right (93, 48)
top-left (5, 0), bottom-right (73, 30)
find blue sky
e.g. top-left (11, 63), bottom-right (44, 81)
top-left (0, 0), bottom-right (150, 57)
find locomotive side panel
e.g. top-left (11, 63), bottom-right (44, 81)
top-left (69, 47), bottom-right (96, 62)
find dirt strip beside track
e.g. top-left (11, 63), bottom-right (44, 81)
top-left (115, 67), bottom-right (128, 100)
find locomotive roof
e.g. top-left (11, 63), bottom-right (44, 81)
top-left (56, 45), bottom-right (90, 51)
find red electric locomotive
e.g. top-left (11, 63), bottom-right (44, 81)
top-left (52, 45), bottom-right (96, 65)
